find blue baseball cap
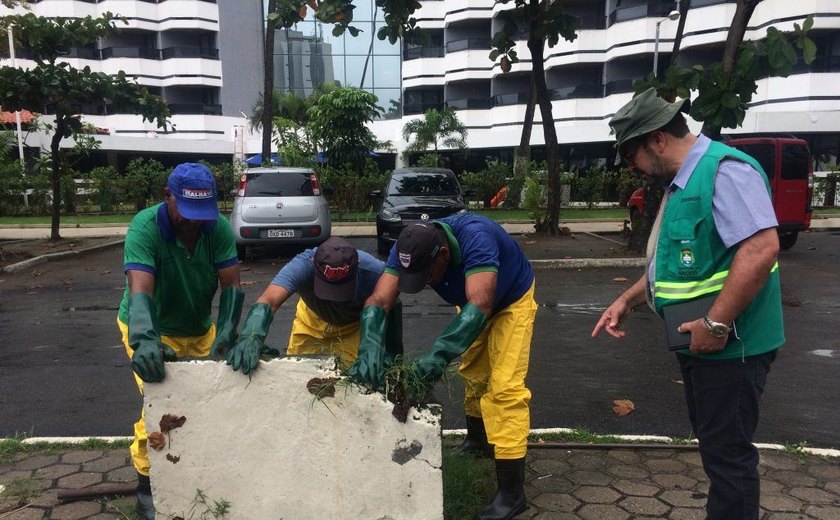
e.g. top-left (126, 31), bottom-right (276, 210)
top-left (167, 163), bottom-right (219, 221)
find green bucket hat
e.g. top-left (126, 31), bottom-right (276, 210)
top-left (609, 87), bottom-right (689, 150)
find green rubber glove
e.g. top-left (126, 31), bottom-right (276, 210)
top-left (128, 293), bottom-right (177, 383)
top-left (210, 286), bottom-right (245, 358)
top-left (383, 301), bottom-right (404, 366)
top-left (413, 303), bottom-right (488, 382)
top-left (347, 305), bottom-right (388, 388)
top-left (226, 303), bottom-right (273, 375)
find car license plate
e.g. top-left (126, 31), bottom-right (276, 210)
top-left (267, 229), bottom-right (295, 238)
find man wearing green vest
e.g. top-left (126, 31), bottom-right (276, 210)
top-left (117, 163), bottom-right (243, 520)
top-left (592, 88), bottom-right (783, 520)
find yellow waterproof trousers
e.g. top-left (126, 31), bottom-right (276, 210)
top-left (458, 281), bottom-right (537, 460)
top-left (286, 299), bottom-right (360, 368)
top-left (118, 318), bottom-right (215, 476)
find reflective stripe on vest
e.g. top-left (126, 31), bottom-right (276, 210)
top-left (654, 262), bottom-right (779, 300)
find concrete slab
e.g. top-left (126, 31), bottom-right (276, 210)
top-left (143, 357), bottom-right (443, 520)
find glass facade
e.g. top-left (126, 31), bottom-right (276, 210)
top-left (272, 1), bottom-right (402, 119)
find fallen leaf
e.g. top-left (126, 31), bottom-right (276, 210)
top-left (612, 277), bottom-right (628, 282)
top-left (100, 270), bottom-right (111, 275)
top-left (27, 291), bottom-right (38, 295)
top-left (62, 279), bottom-right (75, 285)
top-left (241, 280), bottom-right (255, 286)
top-left (159, 414), bottom-right (186, 433)
top-left (525, 240), bottom-right (537, 245)
top-left (564, 256), bottom-right (572, 259)
top-left (166, 454), bottom-right (180, 464)
top-left (85, 266), bottom-right (95, 271)
top-left (148, 431), bottom-right (166, 451)
top-left (807, 246), bottom-right (816, 250)
top-left (241, 266), bottom-right (251, 272)
top-left (612, 399), bottom-right (635, 416)
top-left (671, 379), bottom-right (684, 385)
top-left (31, 270), bottom-right (42, 277)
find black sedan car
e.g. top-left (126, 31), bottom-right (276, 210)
top-left (372, 167), bottom-right (468, 255)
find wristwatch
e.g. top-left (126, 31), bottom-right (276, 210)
top-left (703, 316), bottom-right (731, 338)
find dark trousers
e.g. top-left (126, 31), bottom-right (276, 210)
top-left (677, 349), bottom-right (777, 520)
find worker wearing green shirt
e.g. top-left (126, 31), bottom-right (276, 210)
top-left (116, 163), bottom-right (243, 520)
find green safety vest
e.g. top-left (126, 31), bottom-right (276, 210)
top-left (653, 141), bottom-right (784, 360)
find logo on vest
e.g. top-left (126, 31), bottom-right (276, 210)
top-left (680, 248), bottom-right (695, 267)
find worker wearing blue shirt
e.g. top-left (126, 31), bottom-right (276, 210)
top-left (226, 237), bottom-right (402, 373)
top-left (350, 213), bottom-right (537, 520)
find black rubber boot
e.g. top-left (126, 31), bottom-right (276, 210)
top-left (475, 458), bottom-right (527, 520)
top-left (454, 416), bottom-right (494, 458)
top-left (136, 472), bottom-right (155, 520)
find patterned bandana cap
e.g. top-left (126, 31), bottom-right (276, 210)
top-left (313, 237), bottom-right (359, 302)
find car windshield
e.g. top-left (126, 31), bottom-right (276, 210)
top-left (245, 171), bottom-right (313, 197)
top-left (388, 173), bottom-right (459, 196)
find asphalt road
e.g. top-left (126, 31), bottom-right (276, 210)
top-left (1, 231), bottom-right (838, 447)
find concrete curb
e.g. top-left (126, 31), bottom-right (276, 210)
top-left (531, 257), bottom-right (645, 269)
top-left (0, 239), bottom-right (125, 274)
top-left (7, 432), bottom-right (838, 457)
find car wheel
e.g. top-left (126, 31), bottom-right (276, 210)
top-left (377, 237), bottom-right (391, 257)
top-left (778, 231), bottom-right (798, 250)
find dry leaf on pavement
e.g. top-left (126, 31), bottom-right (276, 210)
top-left (612, 399), bottom-right (635, 416)
top-left (101, 270), bottom-right (111, 275)
top-left (241, 280), bottom-right (255, 286)
top-left (525, 240), bottom-right (536, 245)
top-left (85, 266), bottom-right (95, 271)
top-left (613, 277), bottom-right (628, 282)
top-left (671, 379), bottom-right (684, 385)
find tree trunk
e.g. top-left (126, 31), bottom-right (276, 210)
top-left (49, 122), bottom-right (64, 241)
top-left (703, 0), bottom-right (762, 139)
top-left (528, 34), bottom-right (561, 235)
top-left (261, 0), bottom-right (277, 164)
top-left (514, 76), bottom-right (537, 177)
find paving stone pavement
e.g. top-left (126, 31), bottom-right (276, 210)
top-left (1, 446), bottom-right (838, 519)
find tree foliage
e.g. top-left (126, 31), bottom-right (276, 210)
top-left (635, 16), bottom-right (815, 137)
top-left (0, 12), bottom-right (168, 239)
top-left (402, 108), bottom-right (467, 166)
top-left (307, 86), bottom-right (381, 171)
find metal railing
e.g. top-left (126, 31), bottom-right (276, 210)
top-left (403, 46), bottom-right (445, 60)
top-left (403, 102), bottom-right (445, 115)
top-left (445, 98), bottom-right (493, 110)
top-left (446, 38), bottom-right (492, 53)
top-left (161, 47), bottom-right (219, 60)
top-left (168, 103), bottom-right (223, 115)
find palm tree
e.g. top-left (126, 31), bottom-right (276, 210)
top-left (402, 108), bottom-right (468, 167)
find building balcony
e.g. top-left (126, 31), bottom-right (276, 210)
top-left (492, 92), bottom-right (530, 106)
top-left (550, 84), bottom-right (603, 100)
top-left (446, 38), bottom-right (492, 54)
top-left (100, 47), bottom-right (161, 60)
top-left (168, 103), bottom-right (223, 115)
top-left (445, 98), bottom-right (493, 110)
top-left (161, 47), bottom-right (219, 60)
top-left (404, 46), bottom-right (446, 60)
top-left (604, 79), bottom-right (637, 96)
top-left (403, 102), bottom-right (445, 115)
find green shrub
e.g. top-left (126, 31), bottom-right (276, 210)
top-left (522, 175), bottom-right (545, 222)
top-left (118, 157), bottom-right (167, 212)
top-left (317, 158), bottom-right (387, 213)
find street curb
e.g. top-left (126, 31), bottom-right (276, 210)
top-left (0, 239), bottom-right (125, 274)
top-left (7, 433), bottom-right (837, 457)
top-left (530, 257), bottom-right (645, 269)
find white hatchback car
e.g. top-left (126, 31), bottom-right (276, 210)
top-left (229, 167), bottom-right (331, 257)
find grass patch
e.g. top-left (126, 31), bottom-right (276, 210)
top-left (0, 476), bottom-right (44, 503)
top-left (103, 495), bottom-right (144, 519)
top-left (528, 428), bottom-right (627, 445)
top-left (0, 436), bottom-right (131, 464)
top-left (814, 206), bottom-right (840, 216)
top-left (442, 448), bottom-right (495, 520)
top-left (782, 442), bottom-right (811, 465)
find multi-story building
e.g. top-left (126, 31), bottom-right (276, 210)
top-left (369, 0), bottom-right (840, 171)
top-left (1, 0), bottom-right (264, 168)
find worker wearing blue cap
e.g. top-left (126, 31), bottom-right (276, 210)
top-left (116, 162), bottom-right (243, 519)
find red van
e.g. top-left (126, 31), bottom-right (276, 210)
top-left (627, 137), bottom-right (814, 249)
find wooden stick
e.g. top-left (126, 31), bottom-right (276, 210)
top-left (57, 483), bottom-right (137, 502)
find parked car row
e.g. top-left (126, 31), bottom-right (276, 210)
top-left (230, 166), bottom-right (469, 257)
